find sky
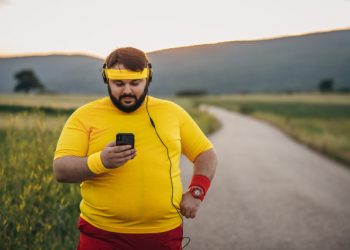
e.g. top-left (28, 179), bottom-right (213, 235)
top-left (1, 0), bottom-right (350, 58)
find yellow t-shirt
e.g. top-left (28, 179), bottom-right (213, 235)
top-left (54, 96), bottom-right (213, 233)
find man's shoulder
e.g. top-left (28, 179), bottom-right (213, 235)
top-left (73, 96), bottom-right (110, 115)
top-left (149, 96), bottom-right (183, 111)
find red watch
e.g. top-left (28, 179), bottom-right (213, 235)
top-left (189, 186), bottom-right (205, 201)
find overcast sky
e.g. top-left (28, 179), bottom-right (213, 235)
top-left (1, 0), bottom-right (350, 58)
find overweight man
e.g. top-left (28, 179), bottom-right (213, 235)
top-left (53, 47), bottom-right (217, 250)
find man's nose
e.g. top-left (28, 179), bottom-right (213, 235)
top-left (123, 84), bottom-right (132, 94)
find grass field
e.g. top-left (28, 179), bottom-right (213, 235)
top-left (197, 93), bottom-right (350, 167)
top-left (0, 93), bottom-right (220, 249)
top-left (0, 93), bottom-right (102, 109)
top-left (0, 94), bottom-right (220, 134)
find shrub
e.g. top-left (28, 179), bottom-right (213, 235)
top-left (176, 90), bottom-right (207, 97)
top-left (239, 105), bottom-right (255, 114)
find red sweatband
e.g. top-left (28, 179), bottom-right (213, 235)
top-left (189, 174), bottom-right (211, 195)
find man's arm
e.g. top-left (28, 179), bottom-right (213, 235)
top-left (53, 143), bottom-right (136, 183)
top-left (53, 156), bottom-right (95, 183)
top-left (180, 148), bottom-right (218, 218)
top-left (192, 148), bottom-right (217, 180)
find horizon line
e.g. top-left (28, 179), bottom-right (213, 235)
top-left (1, 26), bottom-right (349, 59)
top-left (148, 26), bottom-right (350, 53)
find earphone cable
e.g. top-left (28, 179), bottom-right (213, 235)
top-left (145, 96), bottom-right (191, 249)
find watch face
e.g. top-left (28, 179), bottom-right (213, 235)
top-left (193, 189), bottom-right (202, 197)
top-left (190, 187), bottom-right (204, 201)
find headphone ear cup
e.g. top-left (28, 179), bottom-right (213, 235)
top-left (148, 63), bottom-right (153, 84)
top-left (102, 63), bottom-right (108, 84)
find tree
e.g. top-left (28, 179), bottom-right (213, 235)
top-left (318, 78), bottom-right (334, 93)
top-left (176, 89), bottom-right (207, 97)
top-left (13, 69), bottom-right (45, 93)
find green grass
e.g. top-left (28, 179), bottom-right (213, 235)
top-left (204, 102), bottom-right (350, 118)
top-left (169, 97), bottom-right (221, 135)
top-left (0, 113), bottom-right (80, 249)
top-left (0, 93), bottom-right (102, 109)
top-left (199, 93), bottom-right (350, 104)
top-left (0, 94), bottom-right (220, 135)
top-left (197, 93), bottom-right (350, 166)
top-left (0, 104), bottom-right (75, 115)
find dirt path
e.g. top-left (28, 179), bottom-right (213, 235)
top-left (180, 106), bottom-right (350, 250)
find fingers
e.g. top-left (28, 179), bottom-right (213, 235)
top-left (107, 144), bottom-right (136, 159)
top-left (180, 202), bottom-right (198, 219)
top-left (114, 148), bottom-right (136, 159)
top-left (111, 150), bottom-right (136, 162)
top-left (180, 192), bottom-right (201, 219)
top-left (101, 143), bottom-right (136, 169)
top-left (181, 207), bottom-right (197, 219)
top-left (112, 145), bottom-right (133, 153)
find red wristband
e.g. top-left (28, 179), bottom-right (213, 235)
top-left (189, 174), bottom-right (211, 195)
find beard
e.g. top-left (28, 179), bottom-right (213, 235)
top-left (108, 84), bottom-right (149, 113)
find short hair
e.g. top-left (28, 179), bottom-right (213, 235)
top-left (105, 47), bottom-right (148, 71)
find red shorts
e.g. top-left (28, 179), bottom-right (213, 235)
top-left (77, 217), bottom-right (183, 250)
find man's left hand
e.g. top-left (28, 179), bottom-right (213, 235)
top-left (180, 191), bottom-right (202, 219)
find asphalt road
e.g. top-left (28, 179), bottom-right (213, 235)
top-left (180, 106), bottom-right (350, 250)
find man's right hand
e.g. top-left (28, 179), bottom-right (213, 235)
top-left (100, 141), bottom-right (136, 169)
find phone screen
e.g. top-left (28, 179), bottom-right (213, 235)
top-left (116, 133), bottom-right (135, 149)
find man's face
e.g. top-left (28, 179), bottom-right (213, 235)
top-left (107, 64), bottom-right (148, 113)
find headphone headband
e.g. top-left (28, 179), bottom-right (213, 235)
top-left (102, 62), bottom-right (153, 84)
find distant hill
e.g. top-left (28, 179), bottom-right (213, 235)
top-left (0, 55), bottom-right (104, 94)
top-left (1, 29), bottom-right (350, 95)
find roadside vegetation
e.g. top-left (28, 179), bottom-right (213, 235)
top-left (196, 93), bottom-right (350, 167)
top-left (0, 111), bottom-right (80, 249)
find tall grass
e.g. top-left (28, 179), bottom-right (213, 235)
top-left (0, 112), bottom-right (80, 249)
top-left (0, 93), bottom-right (102, 109)
top-left (170, 97), bottom-right (221, 135)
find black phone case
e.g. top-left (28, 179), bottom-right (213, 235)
top-left (116, 133), bottom-right (134, 149)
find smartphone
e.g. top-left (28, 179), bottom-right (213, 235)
top-left (116, 133), bottom-right (135, 149)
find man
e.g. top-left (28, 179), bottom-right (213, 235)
top-left (53, 47), bottom-right (217, 250)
